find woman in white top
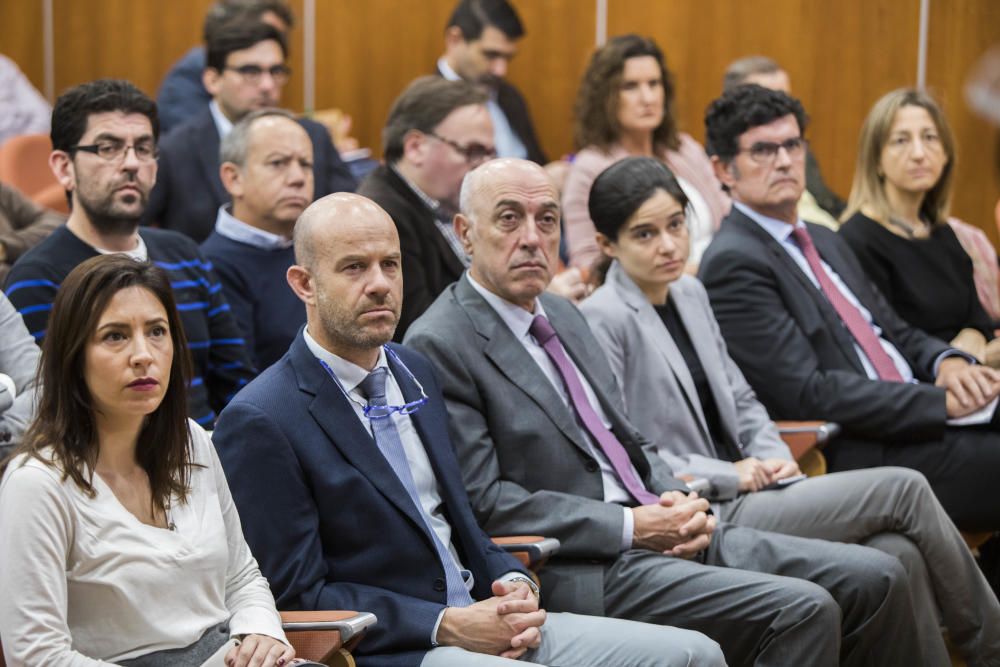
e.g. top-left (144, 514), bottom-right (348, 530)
top-left (0, 255), bottom-right (294, 666)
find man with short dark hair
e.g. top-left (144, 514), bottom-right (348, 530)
top-left (699, 85), bottom-right (1000, 612)
top-left (405, 157), bottom-right (928, 665)
top-left (4, 79), bottom-right (254, 428)
top-left (437, 0), bottom-right (546, 164)
top-left (145, 20), bottom-right (355, 242)
top-left (156, 0), bottom-right (295, 133)
top-left (357, 76), bottom-right (494, 340)
top-left (212, 191), bottom-right (725, 667)
top-left (201, 108), bottom-right (311, 371)
top-left (722, 56), bottom-right (844, 222)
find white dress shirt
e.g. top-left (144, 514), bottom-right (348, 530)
top-left (466, 274), bottom-right (638, 550)
top-left (209, 100), bottom-right (234, 139)
top-left (0, 422), bottom-right (286, 666)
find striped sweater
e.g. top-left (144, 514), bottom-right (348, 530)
top-left (4, 225), bottom-right (255, 427)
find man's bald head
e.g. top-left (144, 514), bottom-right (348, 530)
top-left (289, 193), bottom-right (402, 368)
top-left (455, 158), bottom-right (560, 311)
top-left (294, 192), bottom-right (397, 269)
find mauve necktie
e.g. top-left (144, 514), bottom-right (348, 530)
top-left (358, 368), bottom-right (473, 607)
top-left (790, 226), bottom-right (904, 382)
top-left (528, 314), bottom-right (661, 505)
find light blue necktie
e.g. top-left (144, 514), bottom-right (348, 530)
top-left (358, 367), bottom-right (473, 607)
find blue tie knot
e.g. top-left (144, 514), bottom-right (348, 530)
top-left (359, 367), bottom-right (389, 405)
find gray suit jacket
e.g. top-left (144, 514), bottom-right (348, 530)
top-left (580, 263), bottom-right (789, 500)
top-left (404, 274), bottom-right (688, 615)
top-left (0, 293), bottom-right (38, 455)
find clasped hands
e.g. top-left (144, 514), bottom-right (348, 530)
top-left (632, 490), bottom-right (717, 557)
top-left (437, 579), bottom-right (545, 660)
top-left (734, 457), bottom-right (801, 493)
top-left (937, 357), bottom-right (1000, 418)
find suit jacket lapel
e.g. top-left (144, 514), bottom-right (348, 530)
top-left (729, 211), bottom-right (866, 374)
top-left (288, 335), bottom-right (434, 538)
top-left (609, 263), bottom-right (711, 441)
top-left (455, 277), bottom-right (596, 458)
top-left (193, 111), bottom-right (229, 204)
top-left (670, 281), bottom-right (741, 445)
top-left (386, 167), bottom-right (465, 278)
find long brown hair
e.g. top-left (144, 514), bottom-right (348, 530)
top-left (4, 255), bottom-right (195, 512)
top-left (842, 88), bottom-right (956, 226)
top-left (573, 34), bottom-right (678, 153)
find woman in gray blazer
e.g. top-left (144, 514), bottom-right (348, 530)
top-left (578, 157), bottom-right (1000, 663)
top-left (579, 157), bottom-right (793, 500)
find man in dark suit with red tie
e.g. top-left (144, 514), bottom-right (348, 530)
top-left (699, 84), bottom-right (1000, 542)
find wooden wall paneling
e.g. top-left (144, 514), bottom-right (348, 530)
top-left (45, 0), bottom-right (304, 112)
top-left (926, 0), bottom-right (1000, 243)
top-left (312, 0), bottom-right (456, 160)
top-left (312, 0), bottom-right (595, 160)
top-left (504, 0), bottom-right (597, 159)
top-left (606, 0), bottom-right (920, 200)
top-left (0, 0), bottom-right (46, 96)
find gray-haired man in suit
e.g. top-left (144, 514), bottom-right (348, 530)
top-left (405, 158), bottom-right (927, 666)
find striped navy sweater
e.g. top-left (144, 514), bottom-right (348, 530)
top-left (4, 225), bottom-right (255, 427)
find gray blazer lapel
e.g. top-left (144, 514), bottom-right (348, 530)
top-left (670, 280), bottom-right (740, 444)
top-left (609, 263), bottom-right (711, 442)
top-left (455, 277), bottom-right (596, 458)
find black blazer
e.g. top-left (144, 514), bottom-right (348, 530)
top-left (699, 207), bottom-right (952, 445)
top-left (435, 65), bottom-right (547, 165)
top-left (357, 165), bottom-right (465, 341)
top-left (213, 336), bottom-right (525, 667)
top-left (143, 107), bottom-right (357, 242)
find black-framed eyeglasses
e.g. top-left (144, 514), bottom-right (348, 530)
top-left (224, 64), bottom-right (292, 85)
top-left (69, 140), bottom-right (158, 162)
top-left (426, 132), bottom-right (497, 165)
top-left (319, 346), bottom-right (429, 420)
top-left (738, 137), bottom-right (807, 164)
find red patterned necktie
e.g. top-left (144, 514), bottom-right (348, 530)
top-left (790, 226), bottom-right (904, 382)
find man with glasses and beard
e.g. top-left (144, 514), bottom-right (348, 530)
top-left (3, 79), bottom-right (254, 429)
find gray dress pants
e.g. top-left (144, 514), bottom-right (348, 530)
top-left (719, 466), bottom-right (1000, 667)
top-left (597, 521), bottom-right (922, 667)
top-left (419, 611), bottom-right (726, 667)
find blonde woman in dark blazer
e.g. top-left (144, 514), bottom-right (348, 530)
top-left (579, 156), bottom-right (1000, 664)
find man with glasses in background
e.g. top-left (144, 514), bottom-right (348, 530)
top-left (144, 19), bottom-right (355, 243)
top-left (357, 77), bottom-right (497, 340)
top-left (4, 79), bottom-right (254, 428)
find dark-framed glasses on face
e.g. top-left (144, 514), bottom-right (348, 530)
top-left (70, 140), bottom-right (158, 162)
top-left (225, 64), bottom-right (292, 85)
top-left (427, 132), bottom-right (497, 165)
top-left (740, 137), bottom-right (807, 164)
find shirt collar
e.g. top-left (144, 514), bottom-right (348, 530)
top-left (437, 57), bottom-right (498, 101)
top-left (93, 234), bottom-right (148, 262)
top-left (733, 201), bottom-right (805, 244)
top-left (214, 204), bottom-right (294, 250)
top-left (209, 100), bottom-right (234, 138)
top-left (390, 165), bottom-right (440, 212)
top-left (465, 272), bottom-right (546, 341)
top-left (303, 327), bottom-right (388, 397)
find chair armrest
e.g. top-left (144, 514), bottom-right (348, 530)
top-left (491, 535), bottom-right (561, 568)
top-left (280, 610), bottom-right (377, 661)
top-left (281, 610), bottom-right (377, 640)
top-left (776, 421), bottom-right (840, 460)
